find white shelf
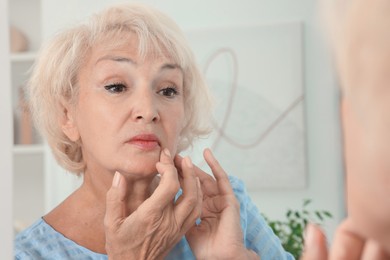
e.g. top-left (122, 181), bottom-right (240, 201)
top-left (13, 144), bottom-right (44, 155)
top-left (10, 51), bottom-right (37, 62)
top-left (9, 0), bottom-right (45, 240)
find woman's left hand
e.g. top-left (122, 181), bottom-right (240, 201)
top-left (301, 220), bottom-right (390, 260)
top-left (175, 149), bottom-right (259, 260)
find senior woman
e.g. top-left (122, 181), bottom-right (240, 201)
top-left (15, 3), bottom-right (293, 260)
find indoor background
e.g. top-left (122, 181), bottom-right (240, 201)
top-left (1, 0), bottom-right (344, 258)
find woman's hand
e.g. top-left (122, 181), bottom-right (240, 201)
top-left (329, 0), bottom-right (390, 122)
top-left (301, 220), bottom-right (390, 260)
top-left (104, 149), bottom-right (202, 260)
top-left (175, 149), bottom-right (259, 260)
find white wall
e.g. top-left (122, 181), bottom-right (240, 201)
top-left (41, 0), bottom-right (344, 239)
top-left (1, 0), bottom-right (14, 258)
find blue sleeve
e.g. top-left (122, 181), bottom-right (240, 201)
top-left (229, 176), bottom-right (295, 260)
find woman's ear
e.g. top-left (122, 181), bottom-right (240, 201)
top-left (61, 100), bottom-right (80, 142)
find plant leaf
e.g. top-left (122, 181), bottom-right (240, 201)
top-left (303, 199), bottom-right (312, 207)
top-left (323, 211), bottom-right (333, 218)
top-left (315, 211), bottom-right (324, 221)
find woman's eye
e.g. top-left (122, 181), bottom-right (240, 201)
top-left (158, 86), bottom-right (179, 98)
top-left (104, 83), bottom-right (127, 93)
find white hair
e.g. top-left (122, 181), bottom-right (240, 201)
top-left (28, 3), bottom-right (213, 174)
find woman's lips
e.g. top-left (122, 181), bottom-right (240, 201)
top-left (127, 134), bottom-right (160, 151)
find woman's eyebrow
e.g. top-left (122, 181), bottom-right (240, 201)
top-left (96, 55), bottom-right (137, 65)
top-left (95, 56), bottom-right (183, 73)
top-left (160, 63), bottom-right (183, 72)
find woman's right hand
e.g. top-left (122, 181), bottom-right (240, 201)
top-left (104, 148), bottom-right (202, 260)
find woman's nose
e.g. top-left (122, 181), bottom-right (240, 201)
top-left (132, 89), bottom-right (160, 123)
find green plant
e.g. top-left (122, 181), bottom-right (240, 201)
top-left (263, 199), bottom-right (332, 259)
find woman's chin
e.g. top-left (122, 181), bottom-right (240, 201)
top-left (108, 151), bottom-right (165, 178)
top-left (119, 159), bottom-right (159, 178)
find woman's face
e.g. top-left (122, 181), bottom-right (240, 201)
top-left (65, 36), bottom-right (185, 177)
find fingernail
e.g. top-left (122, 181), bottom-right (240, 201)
top-left (205, 148), bottom-right (216, 162)
top-left (185, 156), bottom-right (193, 168)
top-left (164, 148), bottom-right (171, 157)
top-left (113, 171), bottom-right (121, 187)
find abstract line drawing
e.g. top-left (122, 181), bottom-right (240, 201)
top-left (204, 48), bottom-right (304, 151)
top-left (183, 22), bottom-right (306, 189)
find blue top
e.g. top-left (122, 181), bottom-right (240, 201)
top-left (15, 176), bottom-right (294, 259)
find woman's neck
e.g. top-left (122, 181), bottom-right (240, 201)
top-left (43, 168), bottom-right (159, 254)
top-left (81, 168), bottom-right (159, 214)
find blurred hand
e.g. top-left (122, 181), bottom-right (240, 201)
top-left (104, 149), bottom-right (202, 260)
top-left (175, 149), bottom-right (259, 260)
top-left (301, 220), bottom-right (390, 260)
top-left (329, 0), bottom-right (390, 119)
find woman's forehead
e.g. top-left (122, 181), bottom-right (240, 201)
top-left (91, 35), bottom-right (177, 65)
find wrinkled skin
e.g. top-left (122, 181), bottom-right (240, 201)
top-left (175, 149), bottom-right (259, 260)
top-left (105, 149), bottom-right (259, 260)
top-left (104, 150), bottom-right (202, 259)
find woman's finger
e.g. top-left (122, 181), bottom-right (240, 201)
top-left (177, 176), bottom-right (203, 231)
top-left (159, 148), bottom-right (173, 165)
top-left (174, 154), bottom-right (218, 196)
top-left (361, 240), bottom-right (390, 260)
top-left (300, 224), bottom-right (328, 260)
top-left (174, 157), bottom-right (201, 227)
top-left (173, 154), bottom-right (187, 190)
top-left (141, 149), bottom-right (180, 212)
top-left (203, 148), bottom-right (234, 196)
top-left (329, 220), bottom-right (365, 260)
top-left (175, 158), bottom-right (203, 231)
top-left (104, 172), bottom-right (127, 229)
